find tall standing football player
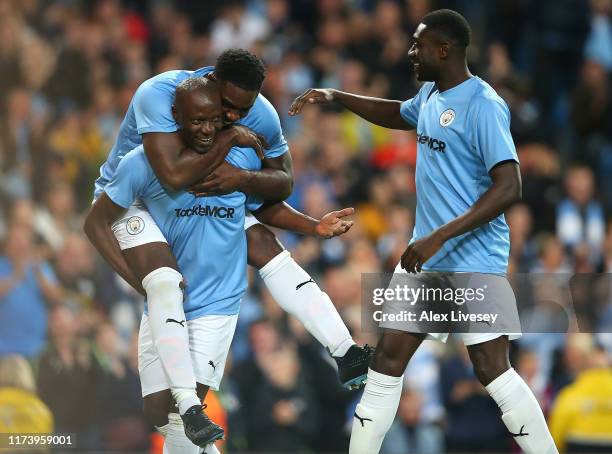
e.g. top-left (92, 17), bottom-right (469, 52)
top-left (290, 9), bottom-right (558, 454)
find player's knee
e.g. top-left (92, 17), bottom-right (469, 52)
top-left (142, 267), bottom-right (183, 295)
top-left (143, 391), bottom-right (174, 427)
top-left (246, 224), bottom-right (285, 269)
top-left (370, 343), bottom-right (407, 377)
top-left (471, 354), bottom-right (509, 386)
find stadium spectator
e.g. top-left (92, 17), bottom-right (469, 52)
top-left (0, 223), bottom-right (63, 358)
top-left (0, 355), bottom-right (54, 433)
top-left (549, 336), bottom-right (612, 452)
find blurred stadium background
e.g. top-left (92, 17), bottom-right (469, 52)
top-left (0, 0), bottom-right (611, 453)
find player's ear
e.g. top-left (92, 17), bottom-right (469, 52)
top-left (207, 72), bottom-right (217, 82)
top-left (439, 41), bottom-right (450, 59)
top-left (171, 104), bottom-right (179, 123)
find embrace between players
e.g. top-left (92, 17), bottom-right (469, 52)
top-left (85, 9), bottom-right (559, 454)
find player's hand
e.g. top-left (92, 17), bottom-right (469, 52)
top-left (188, 162), bottom-right (244, 196)
top-left (288, 88), bottom-right (336, 116)
top-left (400, 231), bottom-right (446, 273)
top-left (315, 207), bottom-right (355, 238)
top-left (222, 125), bottom-right (269, 160)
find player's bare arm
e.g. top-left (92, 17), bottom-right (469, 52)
top-left (402, 161), bottom-right (521, 272)
top-left (84, 194), bottom-right (145, 294)
top-left (188, 152), bottom-right (294, 201)
top-left (289, 88), bottom-right (413, 131)
top-left (254, 202), bottom-right (354, 238)
top-left (143, 125), bottom-right (267, 191)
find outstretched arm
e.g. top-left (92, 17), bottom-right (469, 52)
top-left (254, 202), bottom-right (354, 238)
top-left (289, 88), bottom-right (413, 130)
top-left (84, 194), bottom-right (144, 294)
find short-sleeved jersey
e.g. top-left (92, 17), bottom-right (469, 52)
top-left (400, 76), bottom-right (519, 274)
top-left (94, 66), bottom-right (288, 198)
top-left (105, 145), bottom-right (263, 319)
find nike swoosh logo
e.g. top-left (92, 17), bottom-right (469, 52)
top-left (296, 278), bottom-right (315, 291)
top-left (354, 412), bottom-right (372, 427)
top-left (165, 318), bottom-right (186, 327)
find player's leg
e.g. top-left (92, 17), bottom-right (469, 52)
top-left (139, 314), bottom-right (223, 452)
top-left (467, 335), bottom-right (558, 454)
top-left (246, 215), bottom-right (371, 388)
top-left (349, 330), bottom-right (425, 454)
top-left (113, 202), bottom-right (201, 415)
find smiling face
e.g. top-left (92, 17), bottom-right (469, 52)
top-left (173, 89), bottom-right (223, 153)
top-left (408, 23), bottom-right (445, 82)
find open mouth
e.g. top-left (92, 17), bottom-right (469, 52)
top-left (197, 137), bottom-right (213, 146)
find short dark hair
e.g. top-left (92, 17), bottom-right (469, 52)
top-left (421, 9), bottom-right (471, 50)
top-left (215, 49), bottom-right (266, 92)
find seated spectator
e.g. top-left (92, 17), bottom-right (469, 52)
top-left (550, 335), bottom-right (612, 452)
top-left (37, 306), bottom-right (100, 450)
top-left (0, 355), bottom-right (53, 433)
top-left (556, 164), bottom-right (605, 266)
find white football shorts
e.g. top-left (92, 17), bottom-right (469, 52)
top-left (138, 313), bottom-right (239, 397)
top-left (380, 262), bottom-right (522, 347)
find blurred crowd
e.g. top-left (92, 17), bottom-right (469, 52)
top-left (0, 0), bottom-right (611, 452)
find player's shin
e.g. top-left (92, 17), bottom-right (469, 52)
top-left (259, 250), bottom-right (354, 356)
top-left (143, 267), bottom-right (200, 413)
top-left (486, 368), bottom-right (559, 454)
top-left (349, 368), bottom-right (403, 454)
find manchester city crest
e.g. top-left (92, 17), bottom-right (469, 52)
top-left (126, 216), bottom-right (145, 235)
top-left (439, 109), bottom-right (456, 127)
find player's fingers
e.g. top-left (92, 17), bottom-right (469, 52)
top-left (289, 89), bottom-right (314, 115)
top-left (333, 207), bottom-right (355, 219)
top-left (256, 134), bottom-right (270, 149)
top-left (251, 136), bottom-right (265, 159)
top-left (400, 246), bottom-right (412, 271)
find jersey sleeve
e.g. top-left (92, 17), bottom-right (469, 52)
top-left (104, 149), bottom-right (154, 208)
top-left (400, 82), bottom-right (433, 127)
top-left (473, 97), bottom-right (519, 172)
top-left (132, 80), bottom-right (179, 135)
top-left (250, 97), bottom-right (288, 159)
top-left (246, 195), bottom-right (264, 212)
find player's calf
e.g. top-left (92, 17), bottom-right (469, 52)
top-left (252, 234), bottom-right (372, 388)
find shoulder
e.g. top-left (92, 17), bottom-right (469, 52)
top-left (244, 94), bottom-right (282, 131)
top-left (118, 145), bottom-right (152, 174)
top-left (469, 78), bottom-right (510, 116)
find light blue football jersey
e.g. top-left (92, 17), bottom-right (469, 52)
top-left (400, 76), bottom-right (519, 274)
top-left (104, 145), bottom-right (263, 319)
top-left (94, 66), bottom-right (288, 199)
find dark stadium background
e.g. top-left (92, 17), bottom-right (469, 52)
top-left (0, 0), bottom-right (611, 453)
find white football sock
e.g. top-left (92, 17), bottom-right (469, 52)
top-left (162, 413), bottom-right (199, 454)
top-left (143, 267), bottom-right (200, 414)
top-left (259, 250), bottom-right (355, 356)
top-left (200, 443), bottom-right (220, 454)
top-left (349, 368), bottom-right (403, 454)
top-left (486, 368), bottom-right (559, 454)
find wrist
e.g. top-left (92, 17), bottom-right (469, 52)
top-left (434, 226), bottom-right (451, 243)
top-left (238, 170), bottom-right (255, 193)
